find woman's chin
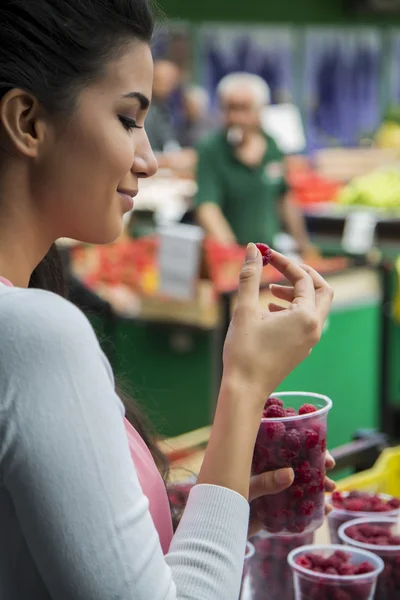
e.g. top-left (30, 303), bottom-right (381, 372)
top-left (68, 220), bottom-right (125, 246)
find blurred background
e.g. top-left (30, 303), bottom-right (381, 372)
top-left (60, 0), bottom-right (400, 483)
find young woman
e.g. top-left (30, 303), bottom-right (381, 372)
top-left (0, 1), bottom-right (334, 598)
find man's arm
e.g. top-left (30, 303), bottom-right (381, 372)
top-left (196, 203), bottom-right (236, 246)
top-left (280, 192), bottom-right (319, 259)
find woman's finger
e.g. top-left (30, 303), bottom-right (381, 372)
top-left (268, 303), bottom-right (286, 313)
top-left (324, 477), bottom-right (336, 493)
top-left (269, 284), bottom-right (295, 303)
top-left (237, 243), bottom-right (263, 307)
top-left (269, 250), bottom-right (315, 312)
top-left (300, 263), bottom-right (334, 325)
top-left (249, 468), bottom-right (294, 502)
top-left (325, 451), bottom-right (336, 470)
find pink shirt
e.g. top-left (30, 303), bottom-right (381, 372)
top-left (0, 275), bottom-right (173, 554)
top-left (123, 419), bottom-right (173, 554)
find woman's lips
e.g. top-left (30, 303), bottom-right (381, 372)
top-left (117, 189), bottom-right (137, 212)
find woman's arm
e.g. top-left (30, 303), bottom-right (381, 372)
top-left (0, 288), bottom-right (249, 600)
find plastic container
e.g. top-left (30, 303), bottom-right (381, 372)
top-left (251, 392), bottom-right (332, 536)
top-left (248, 531), bottom-right (314, 600)
top-left (327, 492), bottom-right (400, 544)
top-left (339, 517), bottom-right (400, 599)
top-left (336, 446), bottom-right (400, 496)
top-left (288, 543), bottom-right (384, 600)
top-left (240, 542), bottom-right (255, 599)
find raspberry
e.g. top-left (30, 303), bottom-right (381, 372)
top-left (296, 555), bottom-right (312, 569)
top-left (285, 407), bottom-right (297, 417)
top-left (290, 484), bottom-right (304, 501)
top-left (284, 428), bottom-right (302, 450)
top-left (388, 498), bottom-right (400, 509)
top-left (332, 491), bottom-right (344, 506)
top-left (265, 405), bottom-right (285, 419)
top-left (356, 561), bottom-right (375, 574)
top-left (325, 567), bottom-right (338, 575)
top-left (263, 420), bottom-right (286, 442)
top-left (256, 242), bottom-right (272, 267)
top-left (265, 396), bottom-right (284, 409)
top-left (295, 461), bottom-right (312, 484)
top-left (345, 498), bottom-right (366, 512)
top-left (298, 403), bottom-right (317, 415)
top-left (299, 499), bottom-right (315, 516)
top-left (277, 447), bottom-right (296, 466)
top-left (338, 563), bottom-right (356, 576)
top-left (303, 428), bottom-right (319, 449)
top-left (333, 550), bottom-right (351, 563)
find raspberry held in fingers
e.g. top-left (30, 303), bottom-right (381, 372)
top-left (255, 242), bottom-right (272, 267)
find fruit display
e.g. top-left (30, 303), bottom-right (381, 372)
top-left (328, 491), bottom-right (400, 544)
top-left (339, 517), bottom-right (400, 599)
top-left (248, 531), bottom-right (314, 600)
top-left (336, 168), bottom-right (400, 211)
top-left (255, 243), bottom-right (272, 267)
top-left (72, 236), bottom-right (159, 296)
top-left (251, 392), bottom-right (332, 536)
top-left (287, 168), bottom-right (342, 206)
top-left (288, 544), bottom-right (384, 600)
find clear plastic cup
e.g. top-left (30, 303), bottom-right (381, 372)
top-left (327, 492), bottom-right (400, 544)
top-left (251, 392), bottom-right (332, 536)
top-left (249, 531), bottom-right (314, 600)
top-left (288, 543), bottom-right (384, 600)
top-left (240, 542), bottom-right (255, 600)
top-left (338, 516), bottom-right (400, 599)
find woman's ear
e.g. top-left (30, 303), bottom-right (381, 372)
top-left (0, 89), bottom-right (46, 158)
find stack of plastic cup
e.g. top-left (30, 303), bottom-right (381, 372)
top-left (251, 392), bottom-right (332, 536)
top-left (248, 531), bottom-right (314, 600)
top-left (247, 392), bottom-right (332, 599)
top-left (288, 543), bottom-right (384, 600)
top-left (339, 516), bottom-right (400, 599)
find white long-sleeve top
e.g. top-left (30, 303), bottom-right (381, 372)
top-left (0, 284), bottom-right (249, 599)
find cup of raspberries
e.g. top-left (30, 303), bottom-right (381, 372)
top-left (240, 542), bottom-right (255, 599)
top-left (339, 517), bottom-right (400, 599)
top-left (248, 531), bottom-right (314, 600)
top-left (327, 491), bottom-right (400, 544)
top-left (288, 544), bottom-right (384, 600)
top-left (251, 392), bottom-right (332, 536)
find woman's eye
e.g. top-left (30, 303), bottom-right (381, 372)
top-left (119, 116), bottom-right (142, 131)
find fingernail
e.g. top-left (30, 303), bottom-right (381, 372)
top-left (274, 468), bottom-right (294, 486)
top-left (245, 243), bottom-right (258, 262)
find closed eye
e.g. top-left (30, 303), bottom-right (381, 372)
top-left (119, 116), bottom-right (143, 131)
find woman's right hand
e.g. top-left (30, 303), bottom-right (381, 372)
top-left (222, 243), bottom-right (334, 408)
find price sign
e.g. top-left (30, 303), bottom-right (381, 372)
top-left (341, 211), bottom-right (377, 255)
top-left (158, 224), bottom-right (204, 300)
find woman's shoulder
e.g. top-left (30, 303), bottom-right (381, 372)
top-left (0, 286), bottom-right (98, 354)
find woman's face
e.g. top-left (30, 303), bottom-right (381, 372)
top-left (36, 41), bottom-right (157, 244)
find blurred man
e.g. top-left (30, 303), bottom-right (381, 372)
top-left (195, 73), bottom-right (317, 257)
top-left (145, 59), bottom-right (181, 153)
top-left (178, 85), bottom-right (215, 148)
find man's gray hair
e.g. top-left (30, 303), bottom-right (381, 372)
top-left (217, 72), bottom-right (271, 106)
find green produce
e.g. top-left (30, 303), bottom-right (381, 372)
top-left (337, 168), bottom-right (400, 210)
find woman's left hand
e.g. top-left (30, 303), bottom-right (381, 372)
top-left (248, 452), bottom-right (336, 538)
